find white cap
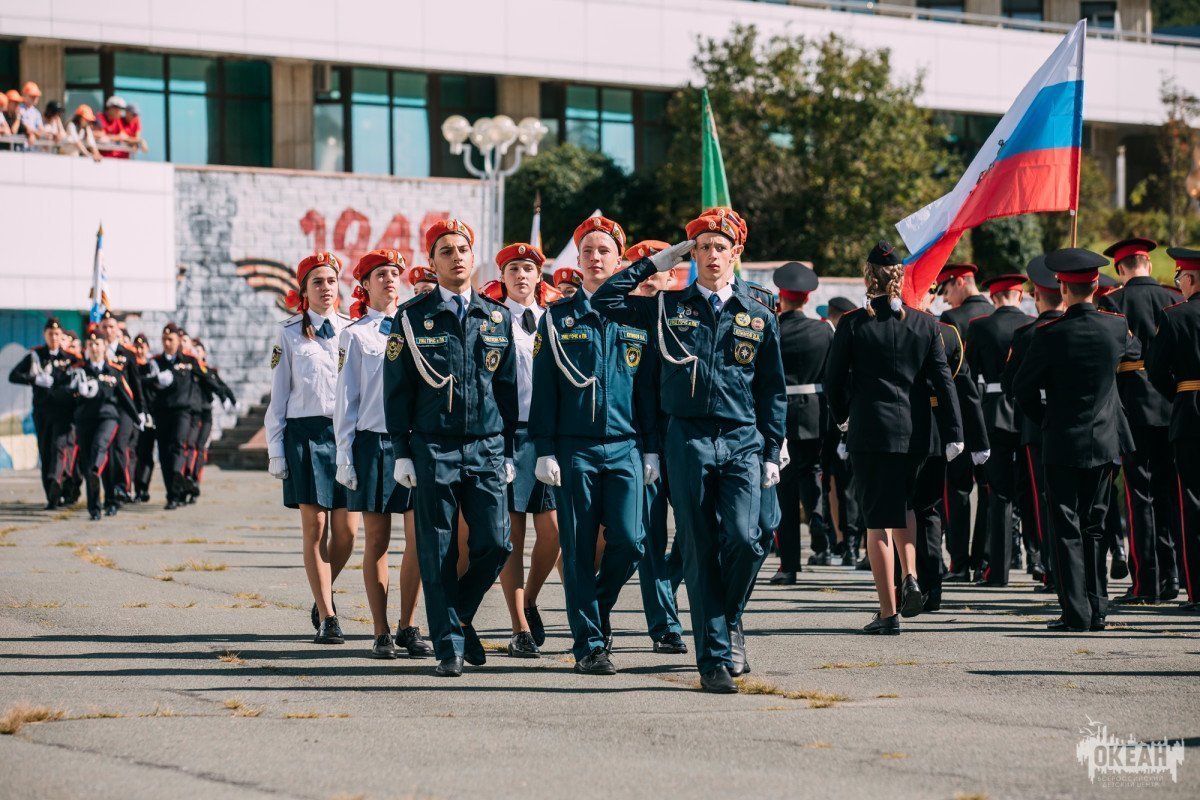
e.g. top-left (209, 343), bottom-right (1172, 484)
top-left (105, 95), bottom-right (127, 110)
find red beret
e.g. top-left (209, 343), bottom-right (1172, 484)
top-left (495, 242), bottom-right (545, 269)
top-left (553, 267), bottom-right (583, 288)
top-left (425, 219), bottom-right (475, 255)
top-left (406, 266), bottom-right (437, 287)
top-left (980, 273), bottom-right (1026, 295)
top-left (623, 240), bottom-right (671, 262)
top-left (354, 249), bottom-right (406, 282)
top-left (573, 216), bottom-right (627, 253)
top-left (297, 251), bottom-right (341, 284)
top-left (686, 209), bottom-right (745, 246)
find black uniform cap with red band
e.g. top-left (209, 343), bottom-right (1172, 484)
top-left (1045, 247), bottom-right (1108, 285)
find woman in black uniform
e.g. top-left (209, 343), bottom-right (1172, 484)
top-left (825, 242), bottom-right (964, 634)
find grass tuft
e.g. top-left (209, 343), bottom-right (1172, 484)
top-left (154, 574), bottom-right (174, 582)
top-left (735, 677), bottom-right (848, 705)
top-left (233, 592), bottom-right (262, 600)
top-left (6, 600), bottom-right (64, 609)
top-left (803, 741), bottom-right (833, 749)
top-left (217, 650), bottom-right (247, 665)
top-left (284, 711), bottom-right (320, 719)
top-left (72, 545), bottom-right (115, 569)
top-left (164, 602), bottom-right (196, 609)
top-left (164, 559), bottom-right (227, 572)
top-left (880, 752), bottom-right (908, 759)
top-left (138, 704), bottom-right (175, 718)
top-left (819, 662), bottom-right (882, 670)
top-left (876, 693), bottom-right (901, 699)
top-left (0, 705), bottom-right (66, 735)
top-left (122, 602), bottom-right (149, 608)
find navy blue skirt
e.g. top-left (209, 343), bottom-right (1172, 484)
top-left (282, 415), bottom-right (346, 510)
top-left (346, 430), bottom-right (412, 514)
top-left (508, 425), bottom-right (555, 514)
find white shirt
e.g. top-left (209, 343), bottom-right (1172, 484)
top-left (264, 309), bottom-right (346, 459)
top-left (334, 307), bottom-right (391, 465)
top-left (695, 282), bottom-right (735, 307)
top-left (504, 297), bottom-right (544, 422)
top-left (439, 285), bottom-right (473, 318)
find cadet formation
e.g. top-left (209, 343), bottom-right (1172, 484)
top-left (11, 211), bottom-right (1200, 693)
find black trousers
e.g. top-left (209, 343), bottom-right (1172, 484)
top-left (1018, 443), bottom-right (1055, 588)
top-left (77, 417), bottom-right (118, 515)
top-left (822, 453), bottom-right (863, 544)
top-left (945, 454), bottom-right (977, 572)
top-left (135, 424), bottom-right (157, 493)
top-left (103, 410), bottom-right (136, 501)
top-left (194, 413), bottom-right (213, 485)
top-left (1125, 424), bottom-right (1178, 598)
top-left (1044, 462), bottom-right (1112, 629)
top-left (156, 410), bottom-right (191, 501)
top-left (777, 438), bottom-right (823, 570)
top-left (983, 430), bottom-right (1019, 585)
top-left (1174, 440), bottom-right (1200, 604)
top-left (33, 405), bottom-right (74, 502)
top-left (913, 455), bottom-right (947, 604)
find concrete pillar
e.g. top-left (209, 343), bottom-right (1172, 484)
top-left (964, 0), bottom-right (1002, 18)
top-left (18, 39), bottom-right (64, 103)
top-left (1044, 0), bottom-right (1079, 25)
top-left (1115, 145), bottom-right (1126, 209)
top-left (1117, 0), bottom-right (1151, 35)
top-left (496, 76), bottom-right (540, 122)
top-left (271, 60), bottom-right (313, 170)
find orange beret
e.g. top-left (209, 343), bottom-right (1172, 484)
top-left (296, 251), bottom-right (341, 284)
top-left (354, 249), bottom-right (406, 282)
top-left (425, 219), bottom-right (475, 255)
top-left (553, 267), bottom-right (583, 288)
top-left (686, 211), bottom-right (743, 246)
top-left (495, 242), bottom-right (545, 269)
top-left (623, 240), bottom-right (671, 262)
top-left (573, 216), bottom-right (627, 253)
top-left (406, 266), bottom-right (437, 287)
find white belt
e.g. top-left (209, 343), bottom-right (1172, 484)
top-left (983, 382), bottom-right (1003, 394)
top-left (786, 383), bottom-right (823, 395)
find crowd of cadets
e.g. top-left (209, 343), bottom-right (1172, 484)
top-left (8, 314), bottom-right (235, 521)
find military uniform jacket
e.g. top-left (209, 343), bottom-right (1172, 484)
top-left (1002, 309), bottom-right (1064, 447)
top-left (1098, 276), bottom-right (1180, 427)
top-left (108, 342), bottom-right (145, 415)
top-left (966, 306), bottom-right (1035, 434)
top-left (150, 353), bottom-right (221, 415)
top-left (383, 288), bottom-right (518, 460)
top-left (591, 258), bottom-right (787, 465)
top-left (528, 290), bottom-right (657, 458)
top-left (1013, 303), bottom-right (1139, 467)
top-left (8, 345), bottom-right (76, 410)
top-left (69, 359), bottom-right (139, 423)
top-left (928, 322), bottom-right (988, 455)
top-left (1146, 293), bottom-right (1200, 442)
top-left (940, 294), bottom-right (995, 340)
top-left (779, 311), bottom-right (833, 442)
top-left (198, 366), bottom-right (235, 416)
top-left (825, 297), bottom-right (962, 456)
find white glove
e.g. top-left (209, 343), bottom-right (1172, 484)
top-left (945, 441), bottom-right (965, 462)
top-left (223, 398), bottom-right (233, 410)
top-left (648, 239), bottom-right (695, 272)
top-left (971, 449), bottom-right (990, 466)
top-left (156, 369), bottom-right (174, 388)
top-left (139, 412), bottom-right (149, 429)
top-left (268, 456), bottom-right (289, 479)
top-left (779, 440), bottom-right (791, 470)
top-left (69, 369), bottom-right (83, 391)
top-left (79, 378), bottom-right (99, 399)
top-left (762, 462), bottom-right (781, 489)
top-left (146, 359), bottom-right (160, 378)
top-left (335, 464), bottom-right (357, 491)
top-left (642, 453), bottom-right (660, 486)
top-left (394, 458), bottom-right (417, 489)
top-left (535, 455), bottom-right (561, 487)
top-left (837, 442), bottom-right (849, 461)
top-left (837, 420), bottom-right (849, 433)
top-left (34, 372), bottom-right (54, 388)
top-left (503, 459), bottom-right (516, 485)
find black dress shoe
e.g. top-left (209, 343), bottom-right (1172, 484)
top-left (524, 604), bottom-right (546, 647)
top-left (1112, 590), bottom-right (1155, 605)
top-left (396, 625), bottom-right (434, 657)
top-left (1089, 617), bottom-right (1107, 632)
top-left (507, 631), bottom-right (540, 658)
top-left (1159, 580), bottom-right (1180, 602)
top-left (700, 666), bottom-right (738, 694)
top-left (923, 596), bottom-right (941, 613)
top-left (855, 555), bottom-right (871, 571)
top-left (840, 549), bottom-right (855, 567)
top-left (807, 551), bottom-right (831, 566)
top-left (574, 646), bottom-right (616, 675)
top-left (164, 499), bottom-right (179, 511)
top-left (370, 633), bottom-right (398, 659)
top-left (314, 616), bottom-right (345, 644)
top-left (435, 656), bottom-right (464, 677)
top-left (104, 504), bottom-right (118, 517)
top-left (899, 575), bottom-right (923, 618)
top-left (728, 622), bottom-right (749, 676)
top-left (136, 491), bottom-right (151, 503)
top-left (461, 624), bottom-right (486, 666)
top-left (1110, 556), bottom-right (1129, 581)
top-left (653, 632), bottom-right (688, 654)
top-left (862, 613), bottom-right (900, 635)
top-left (944, 568), bottom-right (970, 583)
top-left (768, 570), bottom-right (797, 585)
top-left (1033, 582), bottom-right (1057, 593)
top-left (600, 616), bottom-right (613, 653)
top-left (1046, 618), bottom-right (1087, 632)
top-left (88, 510), bottom-right (102, 521)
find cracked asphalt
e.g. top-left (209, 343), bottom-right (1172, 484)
top-left (1, 467), bottom-right (1197, 800)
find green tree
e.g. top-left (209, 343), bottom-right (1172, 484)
top-left (1038, 152), bottom-right (1113, 252)
top-left (970, 215), bottom-right (1044, 277)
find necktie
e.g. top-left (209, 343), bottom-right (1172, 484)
top-left (317, 319), bottom-right (334, 339)
top-left (521, 309), bottom-right (536, 335)
top-left (709, 293), bottom-right (723, 315)
top-left (379, 317), bottom-right (393, 336)
top-left (453, 295), bottom-right (466, 322)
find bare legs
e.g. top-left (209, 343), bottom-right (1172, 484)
top-left (525, 510), bottom-right (559, 610)
top-left (866, 511), bottom-right (917, 617)
top-left (300, 505), bottom-right (359, 621)
top-left (502, 511), bottom-right (531, 634)
top-left (362, 511), bottom-right (391, 636)
top-left (397, 509), bottom-right (421, 629)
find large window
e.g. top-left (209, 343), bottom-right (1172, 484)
top-left (1002, 0), bottom-right (1043, 21)
top-left (917, 0), bottom-right (965, 12)
top-left (0, 40), bottom-right (18, 92)
top-left (540, 83), bottom-right (673, 174)
top-left (313, 67), bottom-right (494, 178)
top-left (64, 49), bottom-right (272, 167)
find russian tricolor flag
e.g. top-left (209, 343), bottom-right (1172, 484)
top-left (896, 20), bottom-right (1086, 305)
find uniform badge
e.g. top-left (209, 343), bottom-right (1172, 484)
top-left (424, 319), bottom-right (434, 331)
top-left (733, 341), bottom-right (756, 365)
top-left (735, 312), bottom-right (751, 327)
top-left (624, 344), bottom-right (641, 369)
top-left (337, 347), bottom-right (346, 372)
top-left (564, 317), bottom-right (575, 328)
top-left (270, 345), bottom-right (282, 370)
top-left (751, 317), bottom-right (765, 331)
top-left (533, 332), bottom-right (543, 358)
top-left (491, 310), bottom-right (503, 324)
top-left (480, 322), bottom-right (489, 332)
top-left (484, 349), bottom-right (501, 372)
top-left (386, 334), bottom-right (404, 361)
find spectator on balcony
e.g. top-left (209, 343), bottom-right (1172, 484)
top-left (42, 101), bottom-right (68, 146)
top-left (124, 103), bottom-right (149, 155)
top-left (0, 93), bottom-right (11, 137)
top-left (97, 96), bottom-right (131, 159)
top-left (4, 90), bottom-right (23, 136)
top-left (18, 81), bottom-right (44, 144)
top-left (65, 104), bottom-right (101, 161)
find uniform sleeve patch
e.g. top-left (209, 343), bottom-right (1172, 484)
top-left (270, 345), bottom-right (282, 369)
top-left (732, 326), bottom-right (762, 342)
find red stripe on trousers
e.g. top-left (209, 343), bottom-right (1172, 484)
top-left (1124, 478), bottom-right (1141, 596)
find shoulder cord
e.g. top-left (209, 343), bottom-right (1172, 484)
top-left (545, 314), bottom-right (597, 422)
top-left (656, 292), bottom-right (698, 397)
top-left (400, 309), bottom-right (455, 412)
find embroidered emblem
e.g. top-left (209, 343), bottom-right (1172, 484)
top-left (386, 335), bottom-right (403, 361)
top-left (625, 344), bottom-right (641, 368)
top-left (270, 345), bottom-right (282, 369)
top-left (564, 316), bottom-right (575, 328)
top-left (751, 317), bottom-right (765, 331)
top-left (733, 341), bottom-right (756, 365)
top-left (533, 332), bottom-right (543, 357)
top-left (484, 349), bottom-right (501, 372)
top-left (338, 347), bottom-right (346, 372)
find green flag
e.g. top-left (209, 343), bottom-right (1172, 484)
top-left (701, 88), bottom-right (730, 211)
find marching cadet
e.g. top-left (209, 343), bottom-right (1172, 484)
top-left (335, 249), bottom-right (434, 659)
top-left (1100, 238), bottom-right (1181, 604)
top-left (821, 297), bottom-right (866, 567)
top-left (68, 328), bottom-right (141, 521)
top-left (825, 242), bottom-right (963, 635)
top-left (1147, 247), bottom-right (1200, 611)
top-left (625, 240), bottom-right (688, 655)
top-left (1014, 248), bottom-right (1140, 632)
top-left (98, 311), bottom-right (145, 509)
top-left (264, 252), bottom-right (358, 645)
top-left (8, 318), bottom-right (76, 509)
top-left (132, 334), bottom-right (158, 502)
top-left (486, 243), bottom-right (562, 658)
top-left (966, 274), bottom-right (1034, 586)
top-left (407, 265), bottom-right (438, 296)
top-left (188, 339), bottom-right (236, 501)
top-left (178, 331), bottom-right (205, 503)
top-left (592, 208), bottom-right (786, 694)
top-left (769, 262), bottom-right (834, 584)
top-left (384, 219), bottom-right (518, 678)
top-left (530, 217), bottom-right (654, 675)
top-left (553, 266), bottom-right (583, 299)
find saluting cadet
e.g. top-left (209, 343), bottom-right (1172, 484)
top-left (1014, 248), bottom-right (1140, 632)
top-left (1146, 247), bottom-right (1200, 611)
top-left (485, 243), bottom-right (562, 658)
top-left (553, 266), bottom-right (583, 299)
top-left (383, 219), bottom-right (518, 678)
top-left (8, 318), bottom-right (76, 509)
top-left (937, 263), bottom-right (995, 582)
top-left (98, 311), bottom-right (144, 510)
top-left (530, 217), bottom-right (654, 675)
top-left (770, 262), bottom-right (833, 584)
top-left (131, 334), bottom-right (158, 503)
top-left (265, 252), bottom-right (358, 646)
top-left (188, 340), bottom-right (236, 501)
top-left (826, 242), bottom-right (964, 635)
top-left (335, 249), bottom-right (434, 659)
top-left (1100, 238), bottom-right (1182, 604)
top-left (68, 328), bottom-right (141, 521)
top-left (966, 274), bottom-right (1035, 586)
top-left (592, 208), bottom-right (786, 694)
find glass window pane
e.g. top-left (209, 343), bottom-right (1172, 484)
top-left (351, 68), bottom-right (388, 105)
top-left (439, 75), bottom-right (467, 108)
top-left (351, 104), bottom-right (390, 175)
top-left (601, 88), bottom-right (633, 122)
top-left (540, 118), bottom-right (560, 148)
top-left (121, 90), bottom-right (166, 163)
top-left (313, 103), bottom-right (345, 172)
top-left (169, 93), bottom-right (218, 164)
top-left (64, 89), bottom-right (104, 119)
top-left (168, 56), bottom-right (217, 94)
top-left (566, 118), bottom-right (599, 151)
top-left (224, 60), bottom-right (271, 97)
top-left (642, 91), bottom-right (668, 124)
top-left (114, 52), bottom-right (165, 92)
top-left (392, 106), bottom-right (430, 177)
top-left (392, 71), bottom-right (427, 108)
top-left (565, 85), bottom-right (598, 119)
top-left (315, 66), bottom-right (343, 102)
top-left (223, 98), bottom-right (271, 166)
top-left (539, 83), bottom-right (563, 117)
top-left (65, 51), bottom-right (101, 86)
top-left (641, 126), bottom-right (667, 170)
top-left (600, 121), bottom-right (634, 173)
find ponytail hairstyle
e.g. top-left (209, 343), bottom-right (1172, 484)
top-left (863, 240), bottom-right (906, 320)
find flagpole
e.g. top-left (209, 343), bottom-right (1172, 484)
top-left (1070, 20), bottom-right (1086, 248)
